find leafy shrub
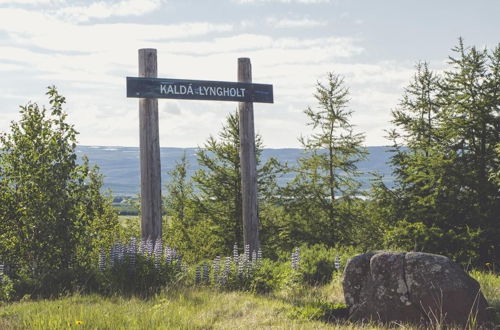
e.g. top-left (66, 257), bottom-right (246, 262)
top-left (249, 259), bottom-right (288, 293)
top-left (296, 244), bottom-right (338, 286)
top-left (0, 87), bottom-right (119, 299)
top-left (383, 220), bottom-right (481, 265)
top-left (0, 275), bottom-right (14, 302)
top-left (96, 239), bottom-right (185, 296)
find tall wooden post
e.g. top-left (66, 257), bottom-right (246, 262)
top-left (238, 57), bottom-right (260, 253)
top-left (138, 48), bottom-right (162, 241)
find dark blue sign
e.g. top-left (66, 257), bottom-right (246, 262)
top-left (127, 77), bottom-right (273, 103)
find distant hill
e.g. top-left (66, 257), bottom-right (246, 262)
top-left (77, 146), bottom-right (396, 196)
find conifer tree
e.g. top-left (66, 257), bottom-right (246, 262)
top-left (384, 40), bottom-right (500, 265)
top-left (284, 73), bottom-right (367, 246)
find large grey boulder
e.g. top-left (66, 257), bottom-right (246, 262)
top-left (342, 251), bottom-right (490, 327)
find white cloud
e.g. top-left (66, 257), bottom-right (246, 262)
top-left (267, 17), bottom-right (327, 28)
top-left (0, 8), bottom-right (233, 53)
top-left (0, 0), bottom-right (55, 4)
top-left (55, 0), bottom-right (164, 22)
top-left (0, 1), bottom-right (418, 148)
top-left (234, 0), bottom-right (332, 3)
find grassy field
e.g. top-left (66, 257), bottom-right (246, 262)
top-left (1, 272), bottom-right (498, 329)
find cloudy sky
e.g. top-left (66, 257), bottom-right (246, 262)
top-left (0, 0), bottom-right (498, 147)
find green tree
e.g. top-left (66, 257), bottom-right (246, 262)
top-left (283, 73), bottom-right (367, 247)
top-left (186, 111), bottom-right (282, 259)
top-left (163, 153), bottom-right (200, 262)
top-left (0, 87), bottom-right (118, 297)
top-left (383, 40), bottom-right (500, 265)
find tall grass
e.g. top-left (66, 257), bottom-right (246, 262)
top-left (2, 270), bottom-right (498, 329)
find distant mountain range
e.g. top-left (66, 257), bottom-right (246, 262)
top-left (77, 146), bottom-right (396, 196)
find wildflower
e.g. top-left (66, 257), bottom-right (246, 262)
top-left (233, 243), bottom-right (239, 264)
top-left (165, 246), bottom-right (172, 264)
top-left (195, 265), bottom-right (201, 284)
top-left (127, 237), bottom-right (137, 269)
top-left (98, 248), bottom-right (106, 272)
top-left (109, 244), bottom-right (116, 269)
top-left (291, 247), bottom-right (300, 270)
top-left (116, 242), bottom-right (124, 265)
top-left (139, 239), bottom-right (146, 256)
top-left (75, 320), bottom-right (84, 325)
top-left (202, 263), bottom-right (210, 284)
top-left (213, 256), bottom-right (220, 285)
top-left (0, 262), bottom-right (4, 284)
top-left (153, 238), bottom-right (163, 269)
top-left (244, 244), bottom-right (250, 263)
top-left (335, 255), bottom-right (341, 271)
top-left (146, 239), bottom-right (154, 256)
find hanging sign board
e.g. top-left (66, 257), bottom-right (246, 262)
top-left (127, 77), bottom-right (273, 103)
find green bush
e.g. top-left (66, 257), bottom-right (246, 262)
top-left (0, 87), bottom-right (119, 299)
top-left (249, 259), bottom-right (288, 293)
top-left (296, 244), bottom-right (338, 285)
top-left (383, 220), bottom-right (481, 265)
top-left (0, 275), bottom-right (14, 301)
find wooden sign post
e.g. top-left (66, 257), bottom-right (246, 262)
top-left (238, 58), bottom-right (259, 254)
top-left (138, 49), bottom-right (162, 241)
top-left (128, 50), bottom-right (272, 251)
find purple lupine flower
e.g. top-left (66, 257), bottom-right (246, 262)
top-left (146, 239), bottom-right (154, 256)
top-left (139, 239), bottom-right (146, 256)
top-left (176, 255), bottom-right (182, 271)
top-left (219, 256), bottom-right (231, 286)
top-left (335, 255), bottom-right (341, 271)
top-left (164, 246), bottom-right (172, 264)
top-left (109, 244), bottom-right (116, 269)
top-left (195, 265), bottom-right (201, 284)
top-left (213, 256), bottom-right (220, 284)
top-left (237, 256), bottom-right (244, 278)
top-left (291, 247), bottom-right (300, 270)
top-left (127, 237), bottom-right (137, 268)
top-left (117, 243), bottom-right (125, 265)
top-left (153, 238), bottom-right (162, 269)
top-left (98, 248), bottom-right (106, 272)
top-left (244, 244), bottom-right (250, 263)
top-left (202, 263), bottom-right (209, 284)
top-left (233, 243), bottom-right (239, 265)
top-left (0, 262), bottom-right (4, 283)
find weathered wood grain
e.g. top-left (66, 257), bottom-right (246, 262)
top-left (138, 48), bottom-right (162, 241)
top-left (238, 57), bottom-right (260, 254)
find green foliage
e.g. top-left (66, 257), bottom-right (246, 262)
top-left (296, 244), bottom-right (345, 286)
top-left (0, 275), bottom-right (14, 302)
top-left (383, 220), bottom-right (481, 263)
top-left (163, 111), bottom-right (283, 261)
top-left (282, 73), bottom-right (368, 248)
top-left (98, 255), bottom-right (184, 296)
top-left (379, 39), bottom-right (500, 266)
top-left (0, 87), bottom-right (119, 298)
top-left (249, 258), bottom-right (288, 293)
